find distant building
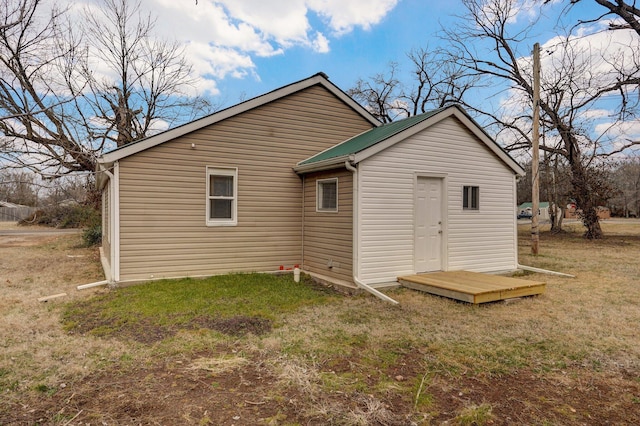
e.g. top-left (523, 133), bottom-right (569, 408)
top-left (518, 202), bottom-right (550, 220)
top-left (0, 201), bottom-right (37, 222)
top-left (565, 203), bottom-right (610, 220)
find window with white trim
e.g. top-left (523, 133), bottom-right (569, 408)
top-left (207, 167), bottom-right (237, 226)
top-left (463, 185), bottom-right (479, 210)
top-left (317, 178), bottom-right (338, 212)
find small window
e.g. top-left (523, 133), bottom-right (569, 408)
top-left (207, 167), bottom-right (237, 226)
top-left (317, 178), bottom-right (338, 212)
top-left (463, 186), bottom-right (479, 210)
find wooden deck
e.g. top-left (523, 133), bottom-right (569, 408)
top-left (398, 271), bottom-right (545, 304)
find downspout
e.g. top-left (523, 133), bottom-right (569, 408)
top-left (517, 264), bottom-right (575, 278)
top-left (112, 161), bottom-right (120, 282)
top-left (301, 174), bottom-right (305, 271)
top-left (344, 160), bottom-right (399, 305)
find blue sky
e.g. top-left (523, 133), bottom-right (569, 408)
top-left (206, 0), bottom-right (465, 105)
top-left (71, 0), bottom-right (605, 106)
top-left (221, 0), bottom-right (459, 103)
top-left (105, 0), bottom-right (472, 105)
top-left (69, 0), bottom-right (638, 150)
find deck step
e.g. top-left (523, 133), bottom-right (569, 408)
top-left (398, 271), bottom-right (545, 304)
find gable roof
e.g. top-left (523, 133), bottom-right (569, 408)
top-left (97, 72), bottom-right (380, 169)
top-left (294, 104), bottom-right (525, 176)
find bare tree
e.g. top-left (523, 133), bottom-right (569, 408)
top-left (80, 0), bottom-right (209, 148)
top-left (0, 0), bottom-right (37, 30)
top-left (556, 0), bottom-right (640, 35)
top-left (442, 0), bottom-right (640, 238)
top-left (0, 0), bottom-right (210, 177)
top-left (609, 157), bottom-right (640, 216)
top-left (348, 47), bottom-right (477, 122)
top-left (0, 0), bottom-right (96, 174)
top-left (404, 47), bottom-right (480, 115)
top-left (0, 170), bottom-right (38, 205)
top-left (348, 62), bottom-right (403, 123)
top-left (542, 153), bottom-right (573, 232)
top-left (517, 153), bottom-right (573, 232)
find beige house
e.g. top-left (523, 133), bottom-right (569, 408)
top-left (97, 73), bottom-right (525, 292)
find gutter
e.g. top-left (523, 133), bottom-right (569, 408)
top-left (344, 160), bottom-right (399, 305)
top-left (294, 155), bottom-right (350, 174)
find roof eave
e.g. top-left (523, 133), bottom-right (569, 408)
top-left (294, 155), bottom-right (351, 174)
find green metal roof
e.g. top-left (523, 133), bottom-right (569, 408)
top-left (298, 107), bottom-right (447, 165)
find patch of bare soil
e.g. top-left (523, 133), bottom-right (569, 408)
top-left (426, 369), bottom-right (640, 425)
top-left (192, 315), bottom-right (273, 337)
top-left (3, 350), bottom-right (300, 426)
top-left (66, 313), bottom-right (273, 344)
top-left (4, 350), bottom-right (639, 425)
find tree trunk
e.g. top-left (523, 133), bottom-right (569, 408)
top-left (570, 160), bottom-right (603, 239)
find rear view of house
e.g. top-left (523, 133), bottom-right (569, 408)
top-left (295, 106), bottom-right (525, 288)
top-left (97, 73), bottom-right (524, 291)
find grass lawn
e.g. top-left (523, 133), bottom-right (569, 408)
top-left (1, 221), bottom-right (640, 425)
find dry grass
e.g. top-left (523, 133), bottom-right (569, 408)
top-left (0, 230), bottom-right (134, 397)
top-left (257, 220), bottom-right (640, 422)
top-left (269, 221), bottom-right (640, 370)
top-left (2, 220), bottom-right (640, 425)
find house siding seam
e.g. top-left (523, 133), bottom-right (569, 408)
top-left (358, 116), bottom-right (518, 284)
top-left (115, 85), bottom-right (373, 281)
top-left (302, 169), bottom-right (354, 284)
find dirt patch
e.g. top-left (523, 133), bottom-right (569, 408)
top-left (4, 354), bottom-right (639, 425)
top-left (192, 315), bottom-right (273, 336)
top-left (426, 369), bottom-right (640, 425)
top-left (3, 351), bottom-right (300, 426)
top-left (66, 313), bottom-right (273, 344)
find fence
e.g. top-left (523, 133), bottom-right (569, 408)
top-left (0, 206), bottom-right (37, 222)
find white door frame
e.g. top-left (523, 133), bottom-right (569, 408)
top-left (413, 173), bottom-right (447, 273)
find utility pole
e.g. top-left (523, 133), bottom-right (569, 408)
top-left (531, 42), bottom-right (541, 255)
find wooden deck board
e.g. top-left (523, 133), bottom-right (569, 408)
top-left (398, 271), bottom-right (545, 304)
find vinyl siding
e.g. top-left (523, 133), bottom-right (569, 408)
top-left (116, 85), bottom-right (373, 281)
top-left (302, 169), bottom-right (354, 284)
top-left (358, 116), bottom-right (518, 284)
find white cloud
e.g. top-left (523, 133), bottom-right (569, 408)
top-left (215, 0), bottom-right (311, 45)
top-left (312, 32), bottom-right (330, 53)
top-left (143, 0), bottom-right (399, 88)
top-left (595, 120), bottom-right (640, 141)
top-left (307, 0), bottom-right (398, 34)
top-left (58, 0), bottom-right (398, 97)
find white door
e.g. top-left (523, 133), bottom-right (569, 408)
top-left (414, 177), bottom-right (443, 272)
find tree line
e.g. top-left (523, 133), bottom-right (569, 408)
top-left (516, 157), bottom-right (640, 231)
